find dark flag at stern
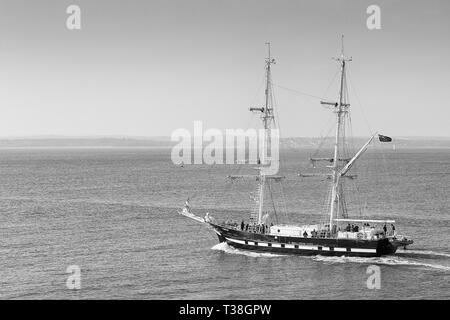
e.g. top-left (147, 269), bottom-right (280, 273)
top-left (378, 134), bottom-right (392, 142)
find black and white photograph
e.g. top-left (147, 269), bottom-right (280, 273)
top-left (0, 0), bottom-right (449, 306)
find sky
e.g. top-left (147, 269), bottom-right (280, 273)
top-left (0, 0), bottom-right (449, 137)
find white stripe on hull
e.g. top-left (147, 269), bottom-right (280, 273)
top-left (225, 237), bottom-right (376, 254)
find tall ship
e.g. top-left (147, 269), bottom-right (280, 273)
top-left (179, 39), bottom-right (413, 257)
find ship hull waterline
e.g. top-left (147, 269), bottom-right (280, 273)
top-left (210, 223), bottom-right (401, 257)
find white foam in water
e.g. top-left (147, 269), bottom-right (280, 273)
top-left (211, 242), bottom-right (284, 258)
top-left (396, 249), bottom-right (450, 258)
top-left (312, 255), bottom-right (450, 272)
top-left (212, 244), bottom-right (450, 271)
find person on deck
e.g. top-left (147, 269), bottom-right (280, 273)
top-left (241, 220), bottom-right (245, 231)
top-left (383, 224), bottom-right (387, 235)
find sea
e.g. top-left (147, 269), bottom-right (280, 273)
top-left (0, 147), bottom-right (449, 299)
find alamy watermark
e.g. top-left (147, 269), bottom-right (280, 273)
top-left (66, 5), bottom-right (81, 30)
top-left (171, 121), bottom-right (280, 175)
top-left (366, 5), bottom-right (381, 30)
top-left (66, 265), bottom-right (81, 290)
top-left (366, 265), bottom-right (381, 289)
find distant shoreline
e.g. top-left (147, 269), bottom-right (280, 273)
top-left (1, 147), bottom-right (449, 151)
top-left (0, 137), bottom-right (449, 149)
top-left (0, 146), bottom-right (175, 150)
top-left (0, 136), bottom-right (450, 149)
top-left (0, 137), bottom-right (450, 149)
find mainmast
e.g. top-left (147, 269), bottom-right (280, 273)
top-left (321, 35), bottom-right (352, 234)
top-left (250, 42), bottom-right (276, 225)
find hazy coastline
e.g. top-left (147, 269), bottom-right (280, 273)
top-left (0, 136), bottom-right (449, 149)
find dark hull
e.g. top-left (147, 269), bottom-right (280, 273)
top-left (211, 223), bottom-right (398, 257)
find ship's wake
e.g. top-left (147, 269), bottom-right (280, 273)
top-left (395, 249), bottom-right (450, 258)
top-left (312, 255), bottom-right (450, 271)
top-left (211, 243), bottom-right (450, 271)
top-left (211, 242), bottom-right (284, 258)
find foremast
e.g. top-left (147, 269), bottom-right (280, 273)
top-left (321, 36), bottom-right (352, 235)
top-left (250, 42), bottom-right (276, 225)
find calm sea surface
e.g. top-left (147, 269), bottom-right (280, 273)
top-left (0, 147), bottom-right (449, 299)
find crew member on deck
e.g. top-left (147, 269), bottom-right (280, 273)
top-left (241, 220), bottom-right (245, 231)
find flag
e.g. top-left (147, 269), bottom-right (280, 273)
top-left (378, 134), bottom-right (392, 142)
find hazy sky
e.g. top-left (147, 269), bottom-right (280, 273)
top-left (0, 0), bottom-right (449, 137)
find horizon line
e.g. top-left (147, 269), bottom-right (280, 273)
top-left (0, 135), bottom-right (449, 140)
